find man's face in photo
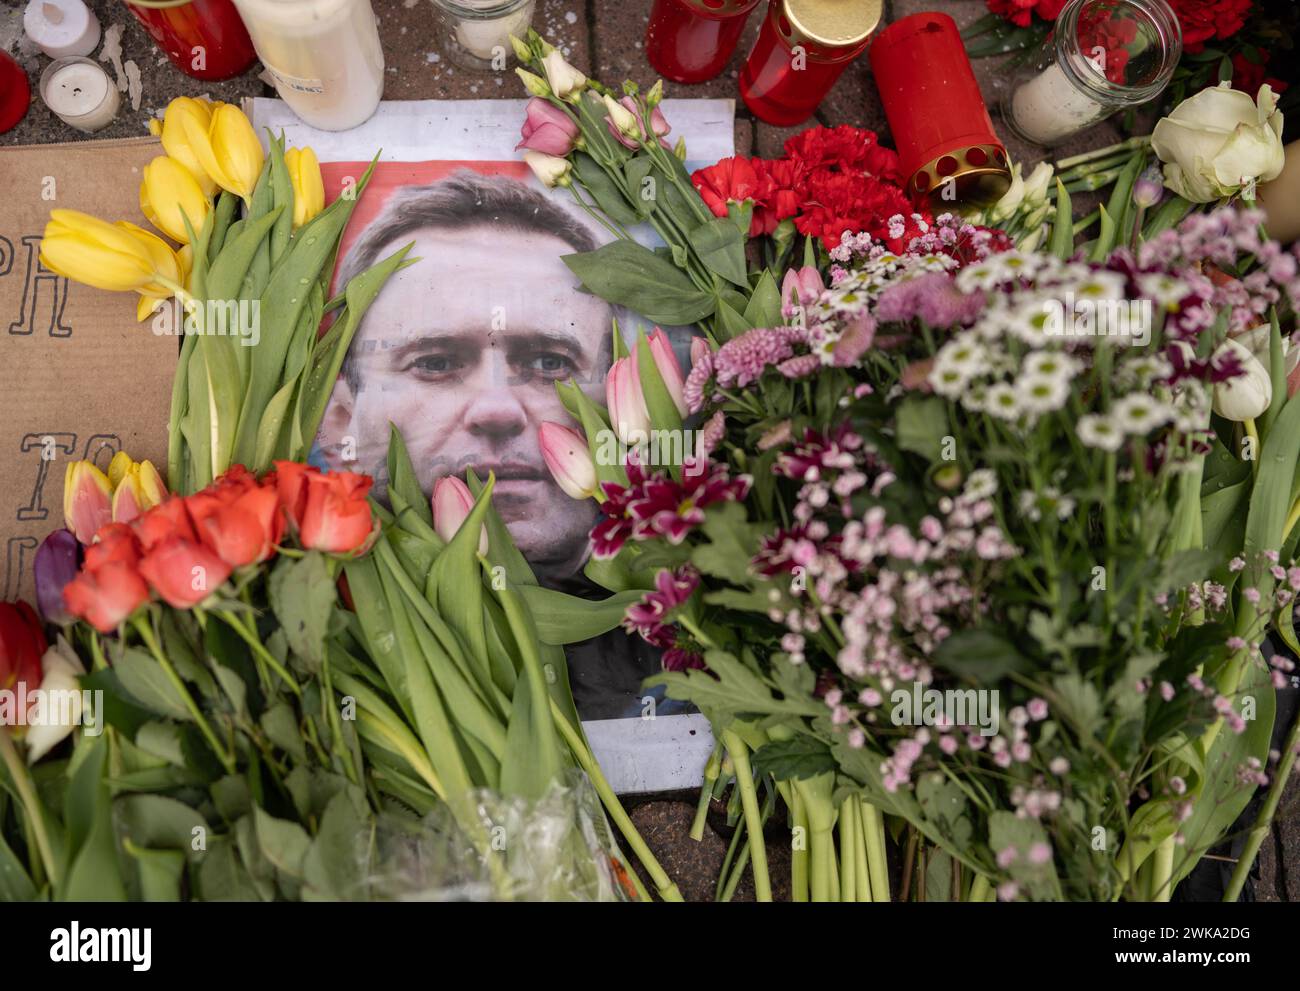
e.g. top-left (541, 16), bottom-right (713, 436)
top-left (319, 222), bottom-right (610, 580)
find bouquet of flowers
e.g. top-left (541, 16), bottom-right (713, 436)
top-left (518, 43), bottom-right (1300, 899)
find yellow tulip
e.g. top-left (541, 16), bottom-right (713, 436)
top-left (40, 210), bottom-right (159, 293)
top-left (181, 103), bottom-right (264, 201)
top-left (284, 146), bottom-right (325, 229)
top-left (108, 452), bottom-right (168, 524)
top-left (63, 460), bottom-right (112, 544)
top-left (152, 96), bottom-right (221, 197)
top-left (140, 156), bottom-right (212, 244)
top-left (118, 221), bottom-right (185, 299)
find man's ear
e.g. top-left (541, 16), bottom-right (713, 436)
top-left (318, 377), bottom-right (358, 470)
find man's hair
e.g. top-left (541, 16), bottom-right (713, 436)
top-left (338, 171), bottom-right (604, 392)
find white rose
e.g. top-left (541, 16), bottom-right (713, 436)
top-left (24, 638), bottom-right (86, 765)
top-left (1151, 82), bottom-right (1285, 203)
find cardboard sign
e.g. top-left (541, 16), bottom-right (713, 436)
top-left (0, 137), bottom-right (175, 603)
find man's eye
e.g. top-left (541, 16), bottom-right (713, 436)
top-left (529, 353), bottom-right (576, 377)
top-left (407, 354), bottom-right (461, 376)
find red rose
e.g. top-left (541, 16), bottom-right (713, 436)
top-left (64, 562), bottom-right (150, 633)
top-left (298, 471), bottom-right (375, 555)
top-left (192, 484), bottom-right (284, 568)
top-left (0, 601), bottom-right (46, 707)
top-left (138, 537), bottom-right (233, 609)
top-left (691, 156), bottom-right (763, 218)
top-left (84, 522), bottom-right (143, 571)
top-left (133, 496), bottom-right (197, 551)
top-left (272, 461), bottom-right (313, 530)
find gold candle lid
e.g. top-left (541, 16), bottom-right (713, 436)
top-left (909, 143), bottom-right (1012, 209)
top-left (782, 0), bottom-right (883, 48)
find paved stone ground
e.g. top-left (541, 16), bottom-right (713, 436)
top-left (2, 0), bottom-right (1295, 901)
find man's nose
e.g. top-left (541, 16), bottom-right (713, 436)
top-left (463, 357), bottom-right (528, 438)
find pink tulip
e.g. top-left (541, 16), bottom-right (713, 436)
top-left (690, 335), bottom-right (714, 368)
top-left (432, 476), bottom-right (488, 554)
top-left (606, 353), bottom-right (651, 444)
top-left (516, 98), bottom-right (580, 156)
top-left (606, 96), bottom-right (671, 150)
top-left (63, 461), bottom-right (112, 545)
top-left (539, 423), bottom-right (598, 500)
top-left (781, 265), bottom-right (826, 317)
top-left (647, 328), bottom-right (688, 418)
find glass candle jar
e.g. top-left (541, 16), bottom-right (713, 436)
top-left (40, 55), bottom-right (121, 132)
top-left (123, 0), bottom-right (258, 81)
top-left (739, 0), bottom-right (881, 127)
top-left (0, 51), bottom-right (32, 134)
top-left (645, 0), bottom-right (760, 84)
top-left (1003, 0), bottom-right (1181, 147)
top-left (431, 0), bottom-right (536, 72)
top-left (232, 0), bottom-right (385, 131)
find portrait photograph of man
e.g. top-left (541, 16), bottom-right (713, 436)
top-left (313, 163), bottom-right (676, 720)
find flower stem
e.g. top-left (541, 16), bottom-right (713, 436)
top-left (549, 697), bottom-right (683, 901)
top-left (722, 728), bottom-right (771, 902)
top-left (1223, 703), bottom-right (1300, 902)
top-left (861, 799), bottom-right (891, 902)
top-left (839, 799), bottom-right (857, 902)
top-left (968, 872), bottom-right (993, 902)
top-left (218, 610), bottom-right (303, 696)
top-left (790, 788), bottom-right (809, 902)
top-left (0, 727), bottom-right (60, 888)
top-left (689, 741), bottom-right (722, 842)
top-left (134, 616), bottom-right (236, 774)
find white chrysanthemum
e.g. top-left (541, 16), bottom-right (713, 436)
top-left (930, 364), bottom-right (970, 398)
top-left (1172, 380), bottom-right (1211, 433)
top-left (1022, 350), bottom-right (1081, 380)
top-left (934, 334), bottom-right (990, 377)
top-left (1112, 392), bottom-right (1174, 435)
top-left (1077, 413), bottom-right (1125, 451)
top-left (1017, 374), bottom-right (1071, 414)
top-left (984, 383), bottom-right (1023, 421)
top-left (1005, 295), bottom-right (1062, 347)
top-left (1018, 489), bottom-right (1043, 522)
top-left (964, 468), bottom-right (998, 501)
top-left (1071, 270), bottom-right (1129, 302)
top-left (1118, 352), bottom-right (1174, 387)
top-left (1137, 272), bottom-right (1193, 309)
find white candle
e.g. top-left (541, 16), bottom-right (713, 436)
top-left (39, 57), bottom-right (119, 132)
top-left (232, 0), bottom-right (384, 131)
top-left (1010, 62), bottom-right (1107, 145)
top-left (23, 0), bottom-right (101, 60)
top-left (452, 0), bottom-right (536, 62)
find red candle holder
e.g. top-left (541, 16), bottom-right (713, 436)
top-left (739, 0), bottom-right (881, 127)
top-left (124, 0), bottom-right (257, 81)
top-left (645, 0), bottom-right (761, 84)
top-left (0, 51), bottom-right (31, 134)
top-left (869, 11), bottom-right (1011, 208)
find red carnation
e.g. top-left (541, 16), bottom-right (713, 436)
top-left (751, 158), bottom-right (803, 236)
top-left (1171, 0), bottom-right (1251, 53)
top-left (793, 171), bottom-right (923, 251)
top-left (783, 125), bottom-right (901, 183)
top-left (691, 156), bottom-right (762, 218)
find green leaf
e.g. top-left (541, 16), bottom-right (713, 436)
top-left (751, 736), bottom-right (837, 781)
top-left (1050, 179), bottom-right (1073, 259)
top-left (895, 395), bottom-right (950, 461)
top-left (269, 551), bottom-right (336, 672)
top-left (60, 735), bottom-right (127, 901)
top-left (517, 585), bottom-right (643, 644)
top-left (118, 794), bottom-right (207, 851)
top-left (688, 217), bottom-right (750, 289)
top-left (114, 648), bottom-right (193, 721)
top-left (931, 628), bottom-right (1033, 681)
top-left (302, 788), bottom-right (368, 901)
top-left (743, 270), bottom-right (782, 329)
top-left (573, 151), bottom-right (640, 226)
top-left (0, 831), bottom-right (37, 901)
top-left (253, 807), bottom-right (312, 879)
top-left (563, 240), bottom-right (716, 326)
top-left (386, 424), bottom-right (432, 528)
top-left (648, 649), bottom-right (824, 724)
top-left (691, 501), bottom-right (766, 581)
